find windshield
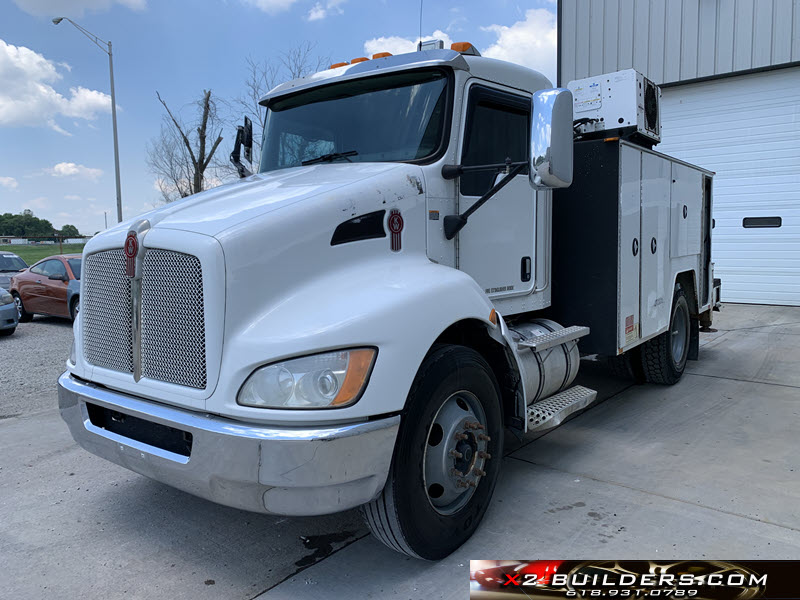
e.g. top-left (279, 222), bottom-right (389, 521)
top-left (0, 254), bottom-right (27, 271)
top-left (260, 69), bottom-right (450, 172)
top-left (68, 258), bottom-right (81, 280)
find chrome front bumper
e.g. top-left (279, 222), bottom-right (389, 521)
top-left (58, 372), bottom-right (399, 516)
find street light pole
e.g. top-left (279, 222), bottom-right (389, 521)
top-left (53, 17), bottom-right (123, 223)
top-left (107, 41), bottom-right (122, 223)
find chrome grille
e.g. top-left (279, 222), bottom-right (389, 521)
top-left (83, 250), bottom-right (134, 373)
top-left (82, 247), bottom-right (207, 390)
top-left (140, 250), bottom-right (207, 389)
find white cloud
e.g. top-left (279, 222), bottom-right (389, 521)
top-left (64, 194), bottom-right (82, 201)
top-left (0, 39), bottom-right (112, 134)
top-left (24, 196), bottom-right (50, 211)
top-left (362, 10), bottom-right (556, 83)
top-left (364, 30), bottom-right (454, 58)
top-left (481, 8), bottom-right (557, 84)
top-left (307, 0), bottom-right (344, 21)
top-left (46, 162), bottom-right (103, 180)
top-left (0, 176), bottom-right (18, 190)
top-left (242, 0), bottom-right (300, 15)
top-left (12, 0), bottom-right (145, 17)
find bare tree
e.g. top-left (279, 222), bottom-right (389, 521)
top-left (234, 42), bottom-right (329, 166)
top-left (147, 90), bottom-right (226, 203)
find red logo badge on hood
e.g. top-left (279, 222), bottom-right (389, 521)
top-left (124, 231), bottom-right (138, 277)
top-left (388, 209), bottom-right (403, 252)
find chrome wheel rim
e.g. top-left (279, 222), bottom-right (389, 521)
top-left (422, 391), bottom-right (491, 515)
top-left (14, 296), bottom-right (22, 319)
top-left (670, 300), bottom-right (689, 367)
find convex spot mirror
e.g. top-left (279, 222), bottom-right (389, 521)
top-left (529, 88), bottom-right (573, 189)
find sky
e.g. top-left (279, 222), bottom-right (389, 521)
top-left (0, 0), bottom-right (557, 235)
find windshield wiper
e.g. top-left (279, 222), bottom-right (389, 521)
top-left (301, 150), bottom-right (358, 166)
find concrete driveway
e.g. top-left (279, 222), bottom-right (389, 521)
top-left (1, 304), bottom-right (798, 599)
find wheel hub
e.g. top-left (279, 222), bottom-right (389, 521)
top-left (423, 392), bottom-right (492, 515)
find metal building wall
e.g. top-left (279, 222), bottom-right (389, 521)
top-left (559, 0), bottom-right (800, 85)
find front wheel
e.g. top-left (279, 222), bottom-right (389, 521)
top-left (361, 345), bottom-right (503, 560)
top-left (70, 297), bottom-right (80, 322)
top-left (641, 284), bottom-right (691, 384)
top-left (12, 293), bottom-right (32, 323)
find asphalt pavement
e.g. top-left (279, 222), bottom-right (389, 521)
top-left (1, 304), bottom-right (798, 600)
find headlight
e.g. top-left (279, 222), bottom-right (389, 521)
top-left (237, 348), bottom-right (376, 409)
top-left (0, 290), bottom-right (12, 306)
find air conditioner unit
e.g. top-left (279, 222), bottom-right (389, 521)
top-left (568, 69), bottom-right (661, 146)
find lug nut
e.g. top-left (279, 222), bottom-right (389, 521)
top-left (449, 450), bottom-right (463, 459)
top-left (451, 469), bottom-right (464, 477)
top-left (473, 467), bottom-right (486, 477)
top-left (478, 451), bottom-right (492, 460)
top-left (478, 434), bottom-right (491, 442)
top-left (465, 421), bottom-right (479, 430)
top-left (454, 433), bottom-right (468, 441)
top-left (456, 479), bottom-right (468, 488)
top-left (467, 480), bottom-right (478, 488)
top-left (475, 423), bottom-right (485, 430)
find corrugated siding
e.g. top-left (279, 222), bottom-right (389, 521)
top-left (560, 0), bottom-right (800, 85)
top-left (657, 67), bottom-right (800, 305)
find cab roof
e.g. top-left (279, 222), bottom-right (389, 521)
top-left (260, 49), bottom-right (552, 105)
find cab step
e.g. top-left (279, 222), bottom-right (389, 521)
top-left (526, 385), bottom-right (598, 432)
top-left (516, 325), bottom-right (590, 352)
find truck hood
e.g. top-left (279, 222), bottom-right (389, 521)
top-left (111, 163), bottom-right (410, 238)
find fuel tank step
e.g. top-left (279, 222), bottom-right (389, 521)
top-left (526, 385), bottom-right (598, 433)
top-left (516, 325), bottom-right (590, 352)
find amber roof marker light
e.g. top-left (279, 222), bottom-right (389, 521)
top-left (451, 42), bottom-right (481, 56)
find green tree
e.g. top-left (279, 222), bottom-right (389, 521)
top-left (59, 224), bottom-right (80, 237)
top-left (0, 210), bottom-right (56, 238)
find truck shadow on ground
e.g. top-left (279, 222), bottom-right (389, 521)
top-left (90, 471), bottom-right (366, 586)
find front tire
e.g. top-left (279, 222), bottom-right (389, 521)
top-left (12, 293), bottom-right (32, 323)
top-left (641, 284), bottom-right (691, 384)
top-left (0, 327), bottom-right (15, 337)
top-left (361, 345), bottom-right (503, 560)
top-left (70, 297), bottom-right (80, 322)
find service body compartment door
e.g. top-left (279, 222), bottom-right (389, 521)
top-left (670, 163), bottom-right (703, 258)
top-left (640, 152), bottom-right (671, 339)
top-left (619, 145), bottom-right (642, 350)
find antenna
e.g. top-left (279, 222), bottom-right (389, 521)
top-left (418, 0), bottom-right (423, 51)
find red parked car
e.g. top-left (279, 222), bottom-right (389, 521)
top-left (10, 254), bottom-right (82, 322)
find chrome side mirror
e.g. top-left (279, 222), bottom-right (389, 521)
top-left (529, 88), bottom-right (574, 189)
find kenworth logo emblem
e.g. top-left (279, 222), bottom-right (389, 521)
top-left (388, 209), bottom-right (403, 252)
top-left (124, 231), bottom-right (138, 277)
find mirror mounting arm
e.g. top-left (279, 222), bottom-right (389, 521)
top-left (230, 126), bottom-right (253, 178)
top-left (443, 161), bottom-right (526, 240)
top-left (441, 160), bottom-right (526, 180)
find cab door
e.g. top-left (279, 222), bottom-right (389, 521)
top-left (456, 83), bottom-right (536, 299)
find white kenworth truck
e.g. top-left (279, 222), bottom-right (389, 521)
top-left (59, 43), bottom-right (719, 560)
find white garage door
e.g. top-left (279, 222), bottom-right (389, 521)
top-left (658, 67), bottom-right (800, 306)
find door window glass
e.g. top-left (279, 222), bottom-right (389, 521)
top-left (460, 86), bottom-right (530, 197)
top-left (30, 262), bottom-right (47, 276)
top-left (68, 259), bottom-right (81, 280)
top-left (42, 260), bottom-right (67, 279)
